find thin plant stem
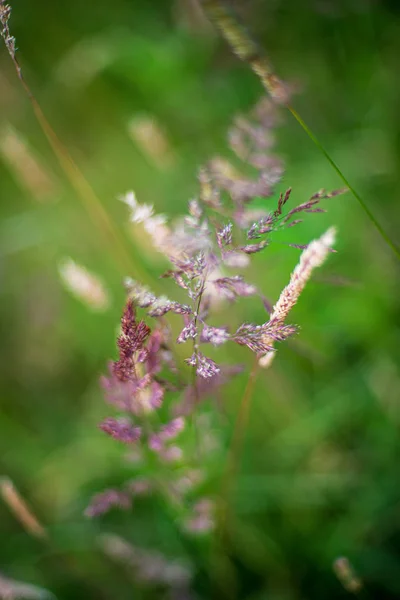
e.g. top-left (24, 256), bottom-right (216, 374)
top-left (200, 0), bottom-right (400, 259)
top-left (287, 106), bottom-right (400, 257)
top-left (189, 272), bottom-right (208, 458)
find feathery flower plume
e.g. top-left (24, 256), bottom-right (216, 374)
top-left (259, 227), bottom-right (336, 367)
top-left (86, 99), bottom-right (341, 553)
top-left (270, 227), bottom-right (336, 323)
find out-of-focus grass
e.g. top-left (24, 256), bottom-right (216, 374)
top-left (1, 1), bottom-right (400, 598)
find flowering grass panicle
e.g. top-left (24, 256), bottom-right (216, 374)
top-left (85, 98), bottom-right (342, 544)
top-left (0, 1), bottom-right (16, 60)
top-left (100, 534), bottom-right (193, 597)
top-left (259, 227), bottom-right (336, 368)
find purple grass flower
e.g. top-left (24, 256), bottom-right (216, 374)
top-left (185, 352), bottom-right (220, 379)
top-left (233, 323), bottom-right (275, 354)
top-left (99, 417), bottom-right (141, 444)
top-left (85, 489), bottom-right (131, 518)
top-left (221, 250), bottom-right (250, 268)
top-left (100, 534), bottom-right (193, 591)
top-left (127, 479), bottom-right (153, 496)
top-left (240, 240), bottom-right (269, 254)
top-left (177, 320), bottom-right (197, 344)
top-left (213, 276), bottom-right (257, 299)
top-left (196, 353), bottom-right (220, 379)
top-left (160, 445), bottom-right (183, 462)
top-left (233, 320), bottom-right (297, 355)
top-left (148, 434), bottom-right (163, 452)
top-left (87, 95), bottom-right (340, 535)
top-left (200, 324), bottom-right (230, 346)
top-left (170, 469), bottom-right (204, 495)
top-left (170, 302), bottom-right (193, 315)
top-left (160, 417), bottom-right (185, 440)
top-left (142, 380), bottom-right (164, 412)
top-left (183, 498), bottom-right (215, 534)
top-left (216, 223), bottom-right (233, 248)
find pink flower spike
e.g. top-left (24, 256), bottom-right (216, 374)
top-left (160, 445), bottom-right (183, 462)
top-left (85, 489), bottom-right (131, 518)
top-left (196, 353), bottom-right (220, 379)
top-left (149, 381), bottom-right (164, 410)
top-left (176, 320), bottom-right (197, 344)
top-left (148, 434), bottom-right (163, 452)
top-left (160, 417), bottom-right (185, 440)
top-left (127, 479), bottom-right (152, 496)
top-left (201, 324), bottom-right (230, 346)
top-left (99, 417), bottom-right (141, 444)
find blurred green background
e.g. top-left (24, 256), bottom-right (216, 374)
top-left (1, 0), bottom-right (400, 598)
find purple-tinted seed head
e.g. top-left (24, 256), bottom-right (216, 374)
top-left (176, 320), bottom-right (197, 344)
top-left (196, 353), bottom-right (220, 379)
top-left (160, 417), bottom-right (185, 440)
top-left (201, 324), bottom-right (230, 346)
top-left (216, 223), bottom-right (233, 248)
top-left (85, 489), bottom-right (131, 518)
top-left (148, 434), bottom-right (163, 452)
top-left (160, 445), bottom-right (183, 462)
top-left (213, 276), bottom-right (257, 299)
top-left (127, 479), bottom-right (153, 496)
top-left (99, 417), bottom-right (141, 444)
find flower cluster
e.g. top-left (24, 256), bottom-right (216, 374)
top-left (121, 99), bottom-right (344, 373)
top-left (86, 98), bottom-right (342, 538)
top-left (85, 300), bottom-right (214, 527)
top-left (100, 534), bottom-right (193, 598)
top-left (0, 1), bottom-right (16, 60)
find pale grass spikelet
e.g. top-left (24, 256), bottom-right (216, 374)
top-left (59, 258), bottom-right (110, 311)
top-left (333, 557), bottom-right (362, 593)
top-left (119, 190), bottom-right (155, 224)
top-left (0, 126), bottom-right (55, 201)
top-left (0, 572), bottom-right (55, 600)
top-left (271, 227), bottom-right (336, 323)
top-left (258, 350), bottom-right (275, 369)
top-left (259, 227), bottom-right (336, 367)
top-left (0, 477), bottom-right (47, 540)
top-left (128, 114), bottom-right (175, 169)
top-left (120, 190), bottom-right (178, 257)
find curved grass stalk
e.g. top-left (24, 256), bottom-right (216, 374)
top-left (200, 0), bottom-right (400, 259)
